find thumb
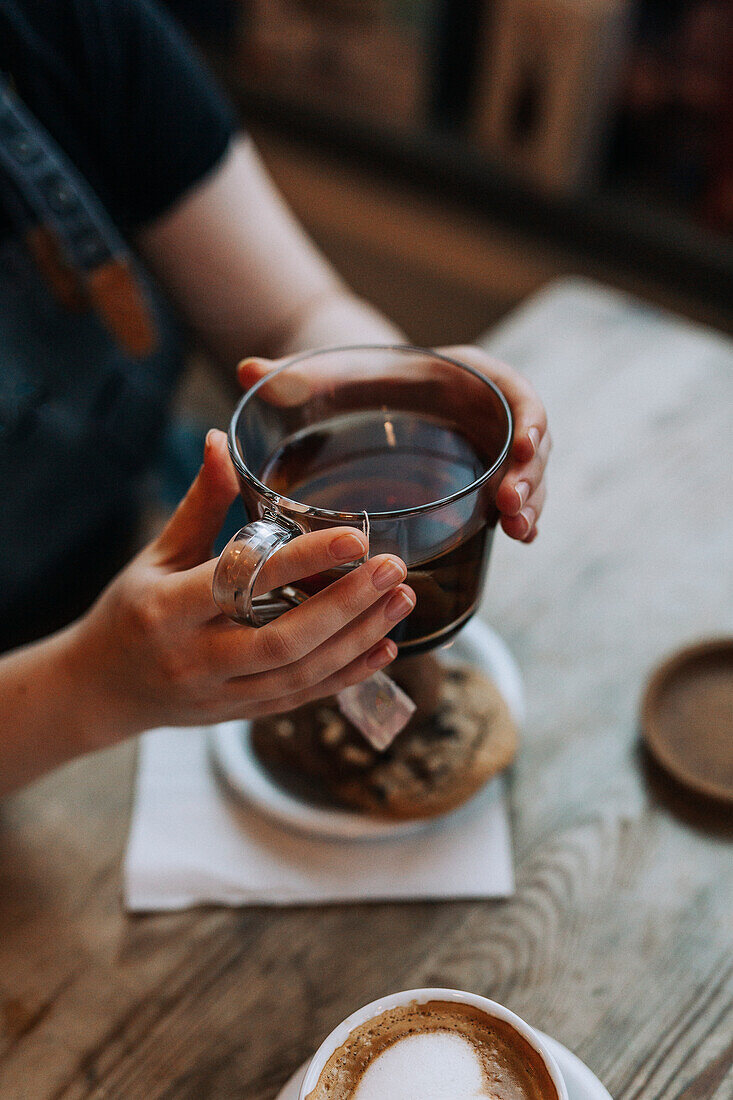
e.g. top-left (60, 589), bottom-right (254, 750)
top-left (237, 356), bottom-right (313, 408)
top-left (237, 355), bottom-right (275, 392)
top-left (155, 429), bottom-right (239, 570)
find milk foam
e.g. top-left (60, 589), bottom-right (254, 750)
top-left (352, 1032), bottom-right (488, 1100)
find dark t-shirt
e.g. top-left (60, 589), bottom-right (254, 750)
top-left (0, 0), bottom-right (238, 650)
top-left (0, 0), bottom-right (238, 240)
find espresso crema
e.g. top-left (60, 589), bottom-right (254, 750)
top-left (306, 1000), bottom-right (559, 1100)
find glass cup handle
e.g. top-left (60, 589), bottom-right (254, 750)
top-left (211, 512), bottom-right (416, 750)
top-left (212, 512), bottom-right (302, 628)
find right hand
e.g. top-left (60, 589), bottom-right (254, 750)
top-left (68, 430), bottom-right (415, 747)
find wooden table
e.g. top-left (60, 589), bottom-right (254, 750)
top-left (1, 280), bottom-right (731, 1099)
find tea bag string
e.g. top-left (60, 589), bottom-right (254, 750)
top-left (361, 510), bottom-right (370, 559)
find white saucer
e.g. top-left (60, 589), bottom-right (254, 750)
top-left (209, 618), bottom-right (524, 841)
top-left (274, 1030), bottom-right (612, 1100)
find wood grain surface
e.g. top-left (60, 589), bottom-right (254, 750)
top-left (1, 279), bottom-right (731, 1099)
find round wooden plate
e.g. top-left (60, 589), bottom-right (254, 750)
top-left (641, 637), bottom-right (733, 805)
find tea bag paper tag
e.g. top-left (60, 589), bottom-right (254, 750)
top-left (337, 671), bottom-right (416, 751)
top-left (333, 512), bottom-right (415, 750)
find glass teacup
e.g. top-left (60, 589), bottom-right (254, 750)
top-left (212, 346), bottom-right (512, 743)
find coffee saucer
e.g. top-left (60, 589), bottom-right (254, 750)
top-left (274, 1031), bottom-right (612, 1100)
top-left (209, 618), bottom-right (524, 841)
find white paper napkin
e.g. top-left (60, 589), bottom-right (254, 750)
top-left (124, 724), bottom-right (514, 911)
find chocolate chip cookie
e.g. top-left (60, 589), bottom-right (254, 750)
top-left (250, 663), bottom-right (517, 820)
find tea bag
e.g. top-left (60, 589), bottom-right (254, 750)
top-left (337, 671), bottom-right (416, 751)
top-left (328, 509), bottom-right (413, 750)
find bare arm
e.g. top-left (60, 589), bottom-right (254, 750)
top-left (0, 628), bottom-right (97, 796)
top-left (137, 136), bottom-right (404, 366)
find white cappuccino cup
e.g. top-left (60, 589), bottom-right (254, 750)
top-left (298, 987), bottom-right (568, 1100)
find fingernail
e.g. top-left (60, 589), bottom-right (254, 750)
top-left (519, 508), bottom-right (534, 537)
top-left (385, 588), bottom-right (415, 621)
top-left (367, 640), bottom-right (397, 670)
top-left (205, 429), bottom-right (215, 450)
top-left (331, 532), bottom-right (367, 561)
top-left (372, 558), bottom-right (407, 591)
top-left (514, 480), bottom-right (530, 509)
top-left (527, 427), bottom-right (540, 455)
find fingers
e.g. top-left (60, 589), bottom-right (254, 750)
top-left (213, 553), bottom-right (409, 675)
top-left (496, 429), bottom-right (551, 520)
top-left (501, 481), bottom-right (545, 542)
top-left (154, 429), bottom-right (239, 570)
top-left (223, 582), bottom-right (414, 693)
top-left (441, 345), bottom-right (548, 464)
top-left (254, 527), bottom-right (368, 596)
top-left (162, 526), bottom-right (369, 624)
top-left (242, 639), bottom-right (399, 720)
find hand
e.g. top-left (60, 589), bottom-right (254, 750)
top-left (437, 345), bottom-right (550, 543)
top-left (239, 344), bottom-right (550, 543)
top-left (69, 430), bottom-right (414, 746)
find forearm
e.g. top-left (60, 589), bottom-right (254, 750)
top-left (202, 281), bottom-right (405, 370)
top-left (139, 139), bottom-right (405, 376)
top-left (0, 624), bottom-right (110, 796)
top-left (273, 287), bottom-right (404, 358)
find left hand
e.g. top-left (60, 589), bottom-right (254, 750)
top-left (437, 345), bottom-right (550, 543)
top-left (238, 344), bottom-right (550, 543)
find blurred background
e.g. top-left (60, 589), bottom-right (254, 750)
top-left (164, 0), bottom-right (732, 352)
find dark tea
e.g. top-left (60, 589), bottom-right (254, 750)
top-left (260, 409), bottom-right (495, 654)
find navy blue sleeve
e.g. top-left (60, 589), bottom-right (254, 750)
top-left (0, 0), bottom-right (239, 234)
top-left (81, 0), bottom-right (239, 230)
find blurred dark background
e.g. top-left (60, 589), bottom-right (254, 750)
top-left (164, 0), bottom-right (732, 344)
